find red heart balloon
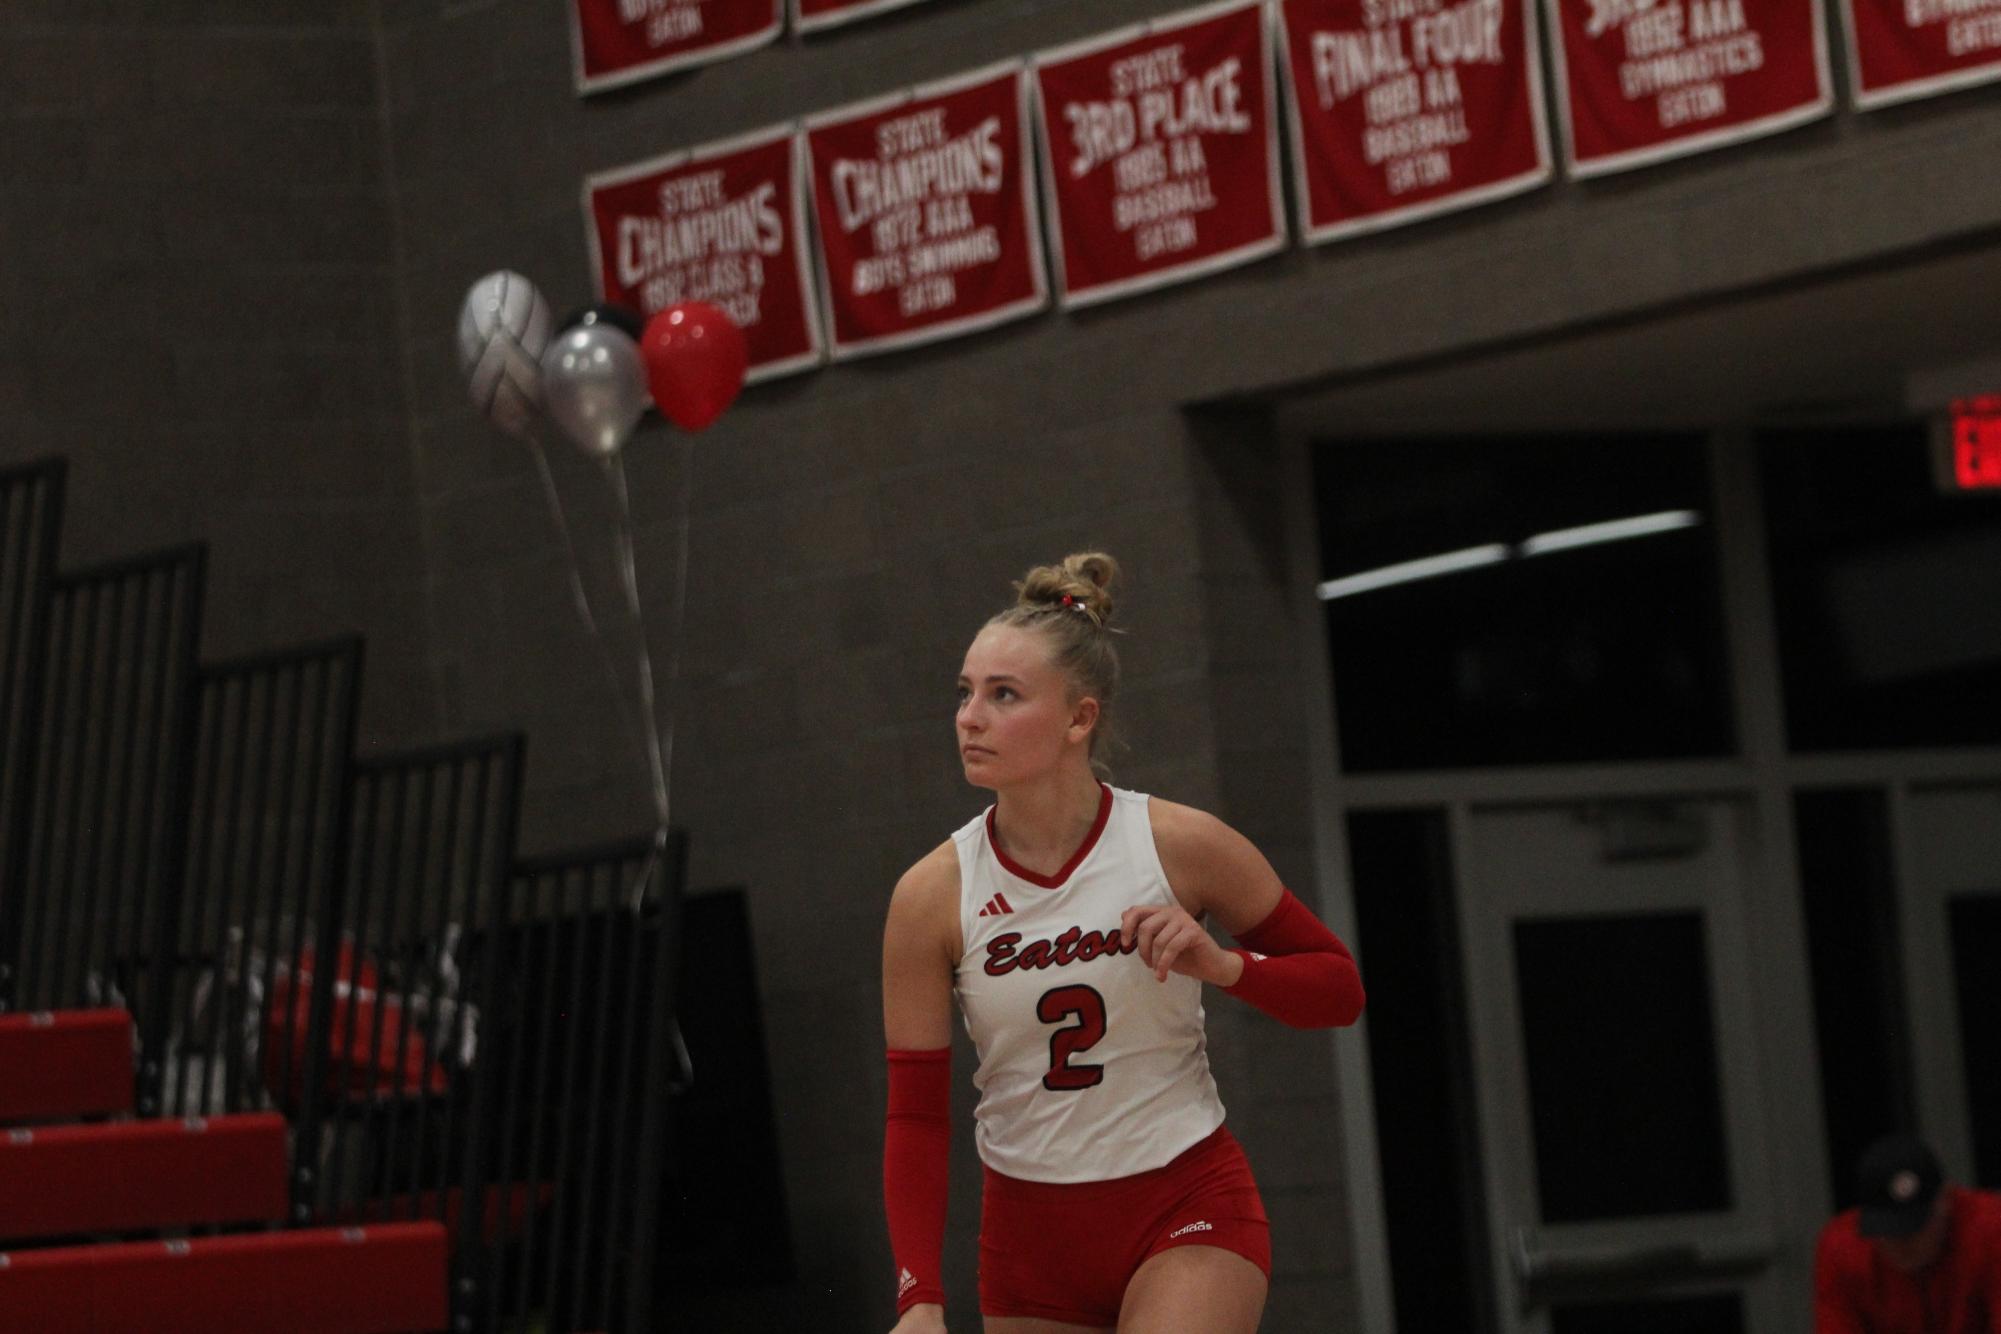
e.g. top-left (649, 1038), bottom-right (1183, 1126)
top-left (640, 302), bottom-right (748, 431)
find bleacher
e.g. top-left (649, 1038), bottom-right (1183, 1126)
top-left (0, 457), bottom-right (702, 1333)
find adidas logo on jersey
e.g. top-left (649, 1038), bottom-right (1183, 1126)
top-left (898, 1268), bottom-right (917, 1297)
top-left (978, 893), bottom-right (1014, 917)
top-left (1168, 1220), bottom-right (1213, 1239)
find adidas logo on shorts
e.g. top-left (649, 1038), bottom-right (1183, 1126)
top-left (1168, 1220), bottom-right (1214, 1239)
top-left (898, 1268), bottom-right (917, 1297)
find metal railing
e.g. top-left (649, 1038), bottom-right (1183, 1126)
top-left (150, 637), bottom-right (364, 1121)
top-left (292, 809), bottom-right (685, 1334)
top-left (293, 733), bottom-right (526, 1262)
top-left (483, 833), bottom-right (687, 1333)
top-left (0, 473), bottom-right (700, 1332)
top-left (0, 458), bottom-right (65, 986)
top-left (0, 544), bottom-right (205, 1023)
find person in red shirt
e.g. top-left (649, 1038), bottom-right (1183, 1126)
top-left (1815, 1133), bottom-right (2001, 1333)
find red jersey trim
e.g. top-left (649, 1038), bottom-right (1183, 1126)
top-left (986, 784), bottom-right (1113, 889)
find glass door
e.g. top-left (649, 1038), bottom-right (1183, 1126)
top-left (1456, 796), bottom-right (1788, 1334)
top-left (1897, 780), bottom-right (2001, 1188)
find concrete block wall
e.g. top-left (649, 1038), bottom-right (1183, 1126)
top-left (1188, 405), bottom-right (1361, 1327)
top-left (0, 0), bottom-right (438, 749)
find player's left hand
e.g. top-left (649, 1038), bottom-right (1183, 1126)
top-left (1120, 904), bottom-right (1241, 986)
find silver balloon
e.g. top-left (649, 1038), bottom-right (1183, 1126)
top-left (539, 322), bottom-right (650, 458)
top-left (458, 270), bottom-right (554, 442)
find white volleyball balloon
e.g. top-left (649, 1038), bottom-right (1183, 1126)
top-left (457, 270), bottom-right (554, 441)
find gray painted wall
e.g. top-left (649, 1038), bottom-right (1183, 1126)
top-left (0, 0), bottom-right (439, 749)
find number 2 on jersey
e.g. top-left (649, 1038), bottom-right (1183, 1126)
top-left (1037, 984), bottom-right (1107, 1091)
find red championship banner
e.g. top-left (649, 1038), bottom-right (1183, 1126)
top-left (1544, 0), bottom-right (1832, 177)
top-left (584, 126), bottom-right (822, 383)
top-left (793, 0), bottom-right (932, 35)
top-left (569, 0), bottom-right (781, 95)
top-left (1277, 0), bottom-right (1553, 243)
top-left (1032, 0), bottom-right (1286, 310)
top-left (1840, 0), bottom-right (2001, 107)
top-left (804, 62), bottom-right (1048, 360)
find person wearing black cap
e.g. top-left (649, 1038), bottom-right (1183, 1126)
top-left (1814, 1133), bottom-right (2001, 1332)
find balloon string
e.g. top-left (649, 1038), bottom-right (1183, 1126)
top-left (657, 435), bottom-right (693, 853)
top-left (605, 451), bottom-right (672, 831)
top-left (529, 430), bottom-right (676, 917)
top-left (526, 434), bottom-right (602, 638)
top-left (524, 431), bottom-right (650, 763)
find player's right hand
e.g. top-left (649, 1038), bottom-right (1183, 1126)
top-left (888, 1302), bottom-right (947, 1333)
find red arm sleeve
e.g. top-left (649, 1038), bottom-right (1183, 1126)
top-left (884, 1047), bottom-right (951, 1314)
top-left (1221, 888), bottom-right (1366, 1028)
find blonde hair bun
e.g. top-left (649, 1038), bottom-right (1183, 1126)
top-left (1014, 551), bottom-right (1119, 627)
top-left (987, 552), bottom-right (1124, 769)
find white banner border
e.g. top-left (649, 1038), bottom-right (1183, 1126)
top-left (1838, 0), bottom-right (2001, 110)
top-left (1273, 0), bottom-right (1555, 247)
top-left (581, 121), bottom-right (826, 385)
top-left (804, 62), bottom-right (1051, 360)
top-left (1541, 0), bottom-right (1835, 180)
top-left (792, 0), bottom-right (933, 35)
top-left (1032, 0), bottom-right (1289, 312)
top-left (569, 0), bottom-right (784, 97)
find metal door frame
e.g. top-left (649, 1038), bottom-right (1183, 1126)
top-left (1453, 791), bottom-right (1785, 1333)
top-left (1273, 429), bottom-right (1968, 1332)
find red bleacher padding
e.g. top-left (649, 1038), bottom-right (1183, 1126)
top-left (0, 1220), bottom-right (448, 1334)
top-left (0, 1009), bottom-right (133, 1122)
top-left (0, 1112), bottom-right (288, 1240)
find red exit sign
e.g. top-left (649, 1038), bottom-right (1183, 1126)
top-left (1948, 396), bottom-right (2001, 491)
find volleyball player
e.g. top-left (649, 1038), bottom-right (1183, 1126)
top-left (881, 553), bottom-right (1366, 1333)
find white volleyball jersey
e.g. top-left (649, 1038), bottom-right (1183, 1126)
top-left (952, 785), bottom-right (1226, 1183)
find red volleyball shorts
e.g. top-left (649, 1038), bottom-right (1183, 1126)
top-left (978, 1123), bottom-right (1271, 1327)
